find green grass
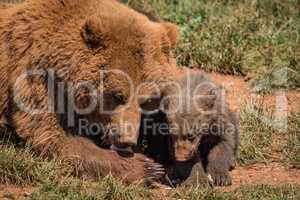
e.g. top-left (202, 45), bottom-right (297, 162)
top-left (0, 145), bottom-right (54, 186)
top-left (0, 129), bottom-right (71, 186)
top-left (1, 125), bottom-right (300, 199)
top-left (31, 182), bottom-right (99, 200)
top-left (171, 185), bottom-right (300, 200)
top-left (3, 0), bottom-right (300, 92)
top-left (31, 176), bottom-right (152, 200)
top-left (2, 0), bottom-right (300, 92)
top-left (238, 103), bottom-right (274, 165)
top-left (30, 183), bottom-right (300, 200)
top-left (0, 132), bottom-right (152, 200)
top-left (123, 0), bottom-right (300, 93)
top-left (0, 1), bottom-right (300, 198)
top-left (284, 111), bottom-right (300, 168)
top-left (1, 120), bottom-right (300, 199)
top-left (239, 103), bottom-right (300, 167)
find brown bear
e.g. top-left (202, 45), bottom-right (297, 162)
top-left (138, 70), bottom-right (239, 187)
top-left (0, 0), bottom-right (183, 184)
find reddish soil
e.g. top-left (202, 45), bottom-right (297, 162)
top-left (209, 72), bottom-right (300, 114)
top-left (227, 162), bottom-right (300, 190)
top-left (208, 72), bottom-right (300, 190)
top-left (0, 185), bottom-right (33, 200)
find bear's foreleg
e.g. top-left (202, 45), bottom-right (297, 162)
top-left (63, 136), bottom-right (165, 185)
top-left (11, 77), bottom-right (164, 185)
top-left (206, 141), bottom-right (235, 186)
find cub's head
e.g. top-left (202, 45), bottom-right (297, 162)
top-left (162, 70), bottom-right (220, 161)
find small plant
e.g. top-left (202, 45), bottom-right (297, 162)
top-left (238, 103), bottom-right (275, 165)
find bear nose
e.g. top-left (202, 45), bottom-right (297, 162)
top-left (110, 144), bottom-right (134, 154)
top-left (109, 131), bottom-right (136, 150)
top-left (174, 148), bottom-right (193, 162)
top-left (114, 140), bottom-right (136, 149)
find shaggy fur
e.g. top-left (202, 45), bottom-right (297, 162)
top-left (138, 70), bottom-right (239, 187)
top-left (166, 70), bottom-right (239, 186)
top-left (0, 0), bottom-right (182, 184)
top-left (0, 3), bottom-right (11, 10)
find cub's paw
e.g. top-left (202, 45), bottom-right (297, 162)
top-left (207, 162), bottom-right (232, 186)
top-left (181, 162), bottom-right (211, 187)
top-left (181, 172), bottom-right (211, 187)
top-left (207, 171), bottom-right (232, 187)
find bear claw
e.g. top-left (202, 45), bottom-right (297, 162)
top-left (143, 159), bottom-right (165, 185)
top-left (208, 171), bottom-right (232, 187)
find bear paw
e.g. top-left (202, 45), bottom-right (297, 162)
top-left (207, 165), bottom-right (232, 186)
top-left (181, 162), bottom-right (212, 187)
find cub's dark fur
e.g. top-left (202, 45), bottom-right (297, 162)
top-left (137, 71), bottom-right (239, 187)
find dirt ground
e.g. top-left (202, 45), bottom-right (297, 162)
top-left (210, 72), bottom-right (300, 113)
top-left (226, 162), bottom-right (300, 191)
top-left (0, 73), bottom-right (299, 199)
top-left (0, 186), bottom-right (33, 200)
top-left (210, 73), bottom-right (300, 191)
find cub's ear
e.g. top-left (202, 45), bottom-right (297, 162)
top-left (162, 22), bottom-right (179, 49)
top-left (195, 85), bottom-right (219, 110)
top-left (81, 17), bottom-right (106, 49)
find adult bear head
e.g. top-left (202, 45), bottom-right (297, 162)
top-left (5, 0), bottom-right (180, 148)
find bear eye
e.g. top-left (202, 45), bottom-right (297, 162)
top-left (108, 91), bottom-right (126, 105)
top-left (187, 131), bottom-right (197, 142)
top-left (139, 95), bottom-right (161, 112)
top-left (113, 93), bottom-right (126, 105)
top-left (187, 133), bottom-right (195, 142)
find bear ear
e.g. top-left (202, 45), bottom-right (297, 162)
top-left (162, 22), bottom-right (179, 49)
top-left (195, 85), bottom-right (218, 109)
top-left (81, 18), bottom-right (106, 49)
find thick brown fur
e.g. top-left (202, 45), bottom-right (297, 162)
top-left (0, 0), bottom-right (183, 184)
top-left (0, 3), bottom-right (12, 10)
top-left (138, 70), bottom-right (239, 187)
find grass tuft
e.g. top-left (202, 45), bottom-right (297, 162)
top-left (100, 175), bottom-right (152, 200)
top-left (123, 0), bottom-right (300, 92)
top-left (31, 181), bottom-right (99, 200)
top-left (0, 129), bottom-right (72, 186)
top-left (284, 111), bottom-right (300, 168)
top-left (170, 184), bottom-right (300, 200)
top-left (238, 103), bottom-right (274, 165)
top-left (31, 176), bottom-right (152, 200)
